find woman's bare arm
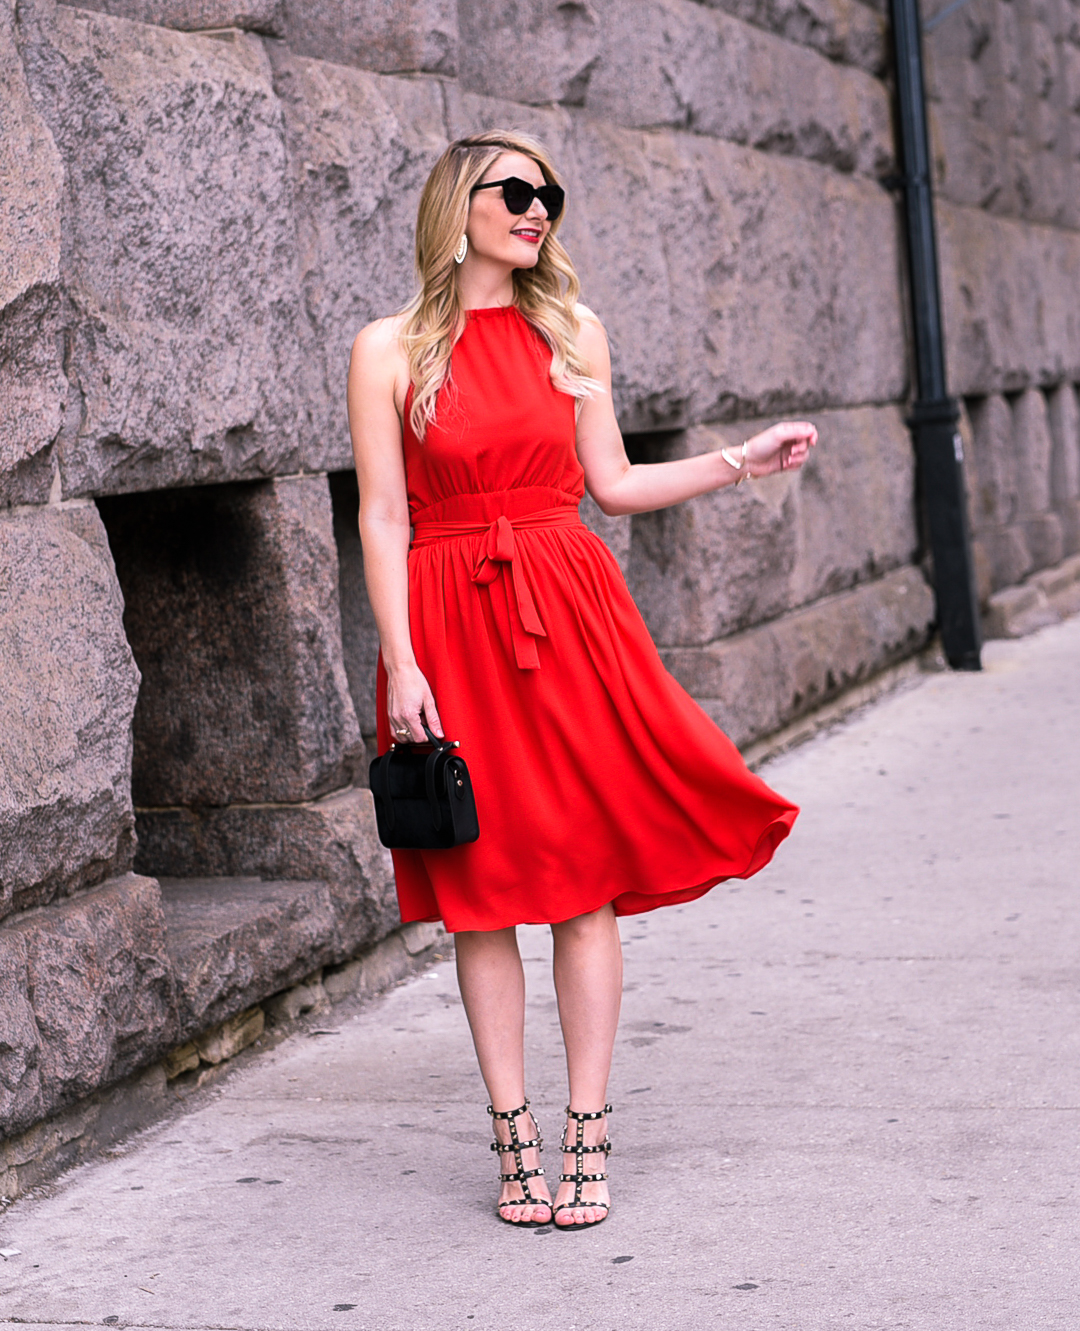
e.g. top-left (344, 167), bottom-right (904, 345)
top-left (573, 310), bottom-right (817, 517)
top-left (347, 317), bottom-right (442, 741)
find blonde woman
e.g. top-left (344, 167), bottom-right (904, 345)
top-left (348, 131), bottom-right (816, 1230)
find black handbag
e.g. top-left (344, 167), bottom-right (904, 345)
top-left (369, 723), bottom-right (480, 850)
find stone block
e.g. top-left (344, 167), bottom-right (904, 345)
top-left (282, 0), bottom-right (458, 75)
top-left (627, 405), bottom-right (916, 646)
top-left (353, 932), bottom-right (410, 995)
top-left (0, 874), bottom-right (175, 1139)
top-left (323, 958), bottom-right (364, 1000)
top-left (330, 470), bottom-right (379, 741)
top-left (583, 124), bottom-right (906, 425)
top-left (584, 0), bottom-right (892, 178)
top-left (1032, 552), bottom-right (1080, 618)
top-left (928, 98), bottom-right (1006, 212)
top-left (65, 1), bottom-right (285, 33)
top-left (1059, 498), bottom-right (1080, 557)
top-left (1020, 513), bottom-right (1064, 571)
top-left (458, 0), bottom-right (599, 104)
top-left (977, 524), bottom-right (1034, 594)
top-left (1011, 386), bottom-right (1054, 515)
top-left (697, 0), bottom-right (887, 73)
top-left (938, 200), bottom-right (1080, 395)
top-left (162, 1041), bottom-right (199, 1078)
top-left (160, 877), bottom-right (339, 1037)
top-left (0, 503), bottom-right (140, 921)
top-left (192, 1005), bottom-right (264, 1064)
top-left (263, 977), bottom-right (328, 1024)
top-left (1047, 380), bottom-right (1080, 507)
top-left (660, 565), bottom-right (935, 747)
top-left (966, 393), bottom-right (1019, 531)
top-left (0, 3), bottom-right (67, 507)
top-left (983, 581), bottom-right (1059, 639)
top-left (268, 51), bottom-right (448, 465)
top-left (400, 920), bottom-right (445, 955)
top-left (135, 785), bottom-right (399, 962)
top-left (24, 8), bottom-right (310, 496)
top-left (99, 474), bottom-right (362, 807)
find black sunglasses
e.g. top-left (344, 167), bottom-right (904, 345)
top-left (472, 176), bottom-right (565, 221)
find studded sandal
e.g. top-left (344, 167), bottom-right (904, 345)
top-left (488, 1100), bottom-right (550, 1227)
top-left (553, 1104), bottom-right (612, 1230)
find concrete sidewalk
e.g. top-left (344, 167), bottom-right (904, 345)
top-left (2, 618), bottom-right (1079, 1331)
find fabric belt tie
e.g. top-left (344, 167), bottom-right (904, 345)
top-left (411, 506), bottom-right (583, 671)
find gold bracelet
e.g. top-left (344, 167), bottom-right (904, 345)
top-left (721, 441), bottom-right (754, 485)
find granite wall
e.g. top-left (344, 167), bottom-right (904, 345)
top-left (2, 0), bottom-right (1079, 1148)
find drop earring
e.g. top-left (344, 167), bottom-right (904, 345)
top-left (454, 233), bottom-right (468, 264)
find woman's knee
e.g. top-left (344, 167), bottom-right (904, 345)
top-left (552, 903), bottom-right (617, 944)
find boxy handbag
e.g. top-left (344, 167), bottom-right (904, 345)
top-left (369, 722), bottom-right (480, 850)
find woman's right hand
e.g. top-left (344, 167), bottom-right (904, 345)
top-left (386, 662), bottom-right (444, 744)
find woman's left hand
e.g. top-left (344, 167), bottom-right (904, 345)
top-left (744, 420), bottom-right (818, 478)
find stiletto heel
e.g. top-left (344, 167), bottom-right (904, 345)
top-left (553, 1104), bottom-right (612, 1230)
top-left (488, 1100), bottom-right (551, 1227)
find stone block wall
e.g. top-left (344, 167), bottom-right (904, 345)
top-left (924, 0), bottom-right (1080, 598)
top-left (2, 0), bottom-right (1078, 1150)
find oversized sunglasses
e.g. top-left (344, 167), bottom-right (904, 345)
top-left (472, 176), bottom-right (565, 221)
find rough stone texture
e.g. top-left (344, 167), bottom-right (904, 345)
top-left (938, 204), bottom-right (1080, 400)
top-left (135, 786), bottom-right (399, 962)
top-left (660, 566), bottom-right (935, 746)
top-left (964, 384), bottom-right (1080, 596)
top-left (628, 405), bottom-right (917, 646)
top-left (23, 8), bottom-right (310, 497)
top-left (283, 0), bottom-right (459, 76)
top-left (458, 0), bottom-right (601, 105)
top-left (983, 553), bottom-right (1080, 638)
top-left (0, 0), bottom-right (67, 507)
top-left (160, 877), bottom-right (339, 1038)
top-left (270, 53), bottom-right (446, 477)
top-left (583, 0), bottom-right (892, 178)
top-left (0, 874), bottom-right (175, 1140)
top-left (924, 0), bottom-right (1080, 228)
top-left (965, 392), bottom-right (1019, 533)
top-left (697, 0), bottom-right (887, 74)
top-left (0, 503), bottom-right (140, 922)
top-left (263, 977), bottom-right (327, 1024)
top-left (192, 1005), bottom-right (264, 1062)
top-left (65, 0), bottom-right (286, 33)
top-left (1047, 380), bottom-right (1080, 553)
top-left (98, 474), bottom-right (362, 807)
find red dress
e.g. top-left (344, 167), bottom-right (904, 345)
top-left (375, 306), bottom-right (798, 932)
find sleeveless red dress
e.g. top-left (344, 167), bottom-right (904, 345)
top-left (375, 306), bottom-right (798, 932)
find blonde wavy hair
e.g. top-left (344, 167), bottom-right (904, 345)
top-left (401, 130), bottom-right (601, 439)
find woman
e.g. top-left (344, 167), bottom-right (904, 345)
top-left (348, 130), bottom-right (816, 1230)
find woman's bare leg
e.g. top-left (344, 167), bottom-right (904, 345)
top-left (550, 903), bottom-right (623, 1225)
top-left (455, 927), bottom-right (552, 1223)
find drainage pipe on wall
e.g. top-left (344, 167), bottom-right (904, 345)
top-left (889, 0), bottom-right (982, 670)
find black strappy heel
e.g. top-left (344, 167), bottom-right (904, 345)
top-left (488, 1100), bottom-right (551, 1227)
top-left (553, 1104), bottom-right (612, 1230)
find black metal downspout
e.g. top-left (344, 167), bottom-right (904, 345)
top-left (890, 0), bottom-right (982, 669)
